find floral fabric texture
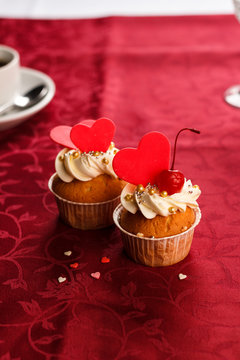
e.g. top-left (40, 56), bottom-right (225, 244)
top-left (0, 15), bottom-right (240, 360)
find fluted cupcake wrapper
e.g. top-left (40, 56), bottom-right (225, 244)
top-left (48, 173), bottom-right (121, 230)
top-left (113, 204), bottom-right (201, 267)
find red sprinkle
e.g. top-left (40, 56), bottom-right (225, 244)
top-left (70, 262), bottom-right (79, 269)
top-left (101, 256), bottom-right (110, 264)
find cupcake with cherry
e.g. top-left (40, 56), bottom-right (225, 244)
top-left (112, 128), bottom-right (201, 266)
top-left (48, 118), bottom-right (126, 230)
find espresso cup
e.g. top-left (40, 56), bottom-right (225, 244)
top-left (0, 45), bottom-right (20, 106)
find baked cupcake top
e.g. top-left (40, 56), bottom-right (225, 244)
top-left (50, 118), bottom-right (119, 183)
top-left (113, 129), bottom-right (201, 219)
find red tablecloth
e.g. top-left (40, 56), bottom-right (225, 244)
top-left (0, 15), bottom-right (240, 360)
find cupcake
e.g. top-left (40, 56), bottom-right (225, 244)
top-left (48, 118), bottom-right (126, 230)
top-left (113, 129), bottom-right (201, 266)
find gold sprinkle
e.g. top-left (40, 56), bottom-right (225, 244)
top-left (136, 184), bottom-right (145, 193)
top-left (93, 151), bottom-right (100, 157)
top-left (168, 207), bottom-right (176, 214)
top-left (160, 191), bottom-right (168, 198)
top-left (109, 141), bottom-right (115, 149)
top-left (59, 155), bottom-right (64, 161)
top-left (124, 194), bottom-right (133, 201)
top-left (72, 151), bottom-right (79, 159)
top-left (193, 185), bottom-right (200, 189)
top-left (102, 158), bottom-right (109, 165)
top-left (113, 149), bottom-right (117, 154)
top-left (137, 232), bottom-right (144, 237)
top-left (181, 226), bottom-right (188, 232)
top-left (148, 188), bottom-right (155, 195)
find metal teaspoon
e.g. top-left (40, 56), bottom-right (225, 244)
top-left (0, 84), bottom-right (48, 115)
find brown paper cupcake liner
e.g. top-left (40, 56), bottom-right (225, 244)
top-left (113, 204), bottom-right (201, 267)
top-left (48, 173), bottom-right (121, 230)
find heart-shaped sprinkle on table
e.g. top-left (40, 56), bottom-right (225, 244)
top-left (113, 132), bottom-right (170, 186)
top-left (91, 272), bottom-right (101, 280)
top-left (70, 262), bottom-right (79, 269)
top-left (178, 273), bottom-right (187, 280)
top-left (64, 250), bottom-right (72, 256)
top-left (70, 118), bottom-right (115, 152)
top-left (101, 256), bottom-right (110, 263)
top-left (58, 276), bottom-right (67, 283)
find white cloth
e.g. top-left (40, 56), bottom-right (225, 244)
top-left (0, 0), bottom-right (234, 19)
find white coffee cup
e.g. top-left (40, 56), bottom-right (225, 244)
top-left (0, 45), bottom-right (20, 106)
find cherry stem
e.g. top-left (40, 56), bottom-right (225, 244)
top-left (171, 128), bottom-right (200, 170)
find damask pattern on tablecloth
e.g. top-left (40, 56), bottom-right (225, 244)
top-left (0, 15), bottom-right (240, 360)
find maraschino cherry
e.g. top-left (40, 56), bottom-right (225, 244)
top-left (156, 128), bottom-right (200, 195)
top-left (156, 169), bottom-right (184, 196)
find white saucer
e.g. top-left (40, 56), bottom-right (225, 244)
top-left (0, 66), bottom-right (55, 131)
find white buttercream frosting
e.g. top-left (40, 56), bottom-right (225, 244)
top-left (121, 180), bottom-right (201, 219)
top-left (55, 145), bottom-right (118, 183)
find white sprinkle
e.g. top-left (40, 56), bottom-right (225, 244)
top-left (58, 276), bottom-right (67, 283)
top-left (178, 273), bottom-right (187, 280)
top-left (91, 272), bottom-right (101, 280)
top-left (64, 251), bottom-right (72, 256)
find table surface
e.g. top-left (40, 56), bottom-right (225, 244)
top-left (0, 14), bottom-right (240, 360)
top-left (0, 0), bottom-right (235, 18)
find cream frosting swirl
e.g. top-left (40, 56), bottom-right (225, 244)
top-left (55, 144), bottom-right (118, 183)
top-left (121, 180), bottom-right (201, 219)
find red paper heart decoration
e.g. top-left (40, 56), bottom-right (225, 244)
top-left (113, 132), bottom-right (170, 186)
top-left (80, 119), bottom-right (95, 127)
top-left (49, 119), bottom-right (110, 150)
top-left (50, 125), bottom-right (75, 149)
top-left (70, 118), bottom-right (115, 152)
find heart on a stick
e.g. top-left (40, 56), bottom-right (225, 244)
top-left (50, 125), bottom-right (75, 149)
top-left (50, 118), bottom-right (115, 152)
top-left (50, 120), bottom-right (95, 149)
top-left (113, 132), bottom-right (170, 186)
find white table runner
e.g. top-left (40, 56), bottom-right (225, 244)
top-left (0, 0), bottom-right (234, 19)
